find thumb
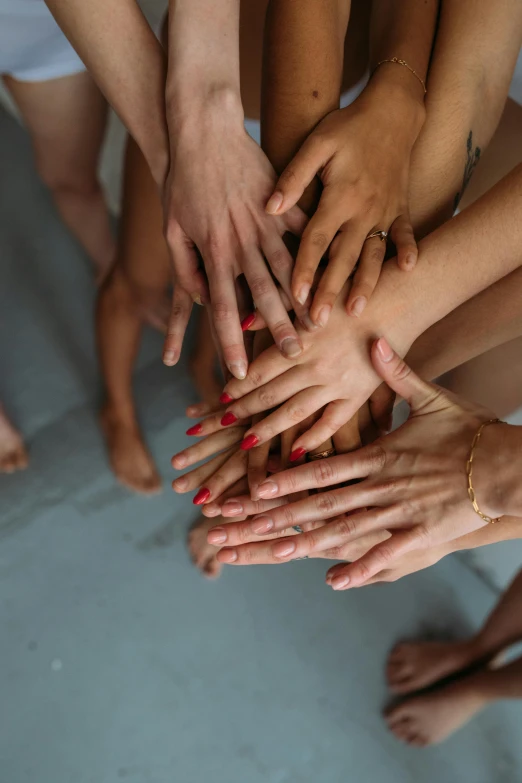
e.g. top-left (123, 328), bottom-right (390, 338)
top-left (371, 338), bottom-right (443, 414)
top-left (266, 135), bottom-right (330, 216)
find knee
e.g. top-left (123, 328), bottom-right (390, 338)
top-left (99, 267), bottom-right (166, 319)
top-left (36, 157), bottom-right (101, 203)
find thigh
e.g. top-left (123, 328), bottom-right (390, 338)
top-left (3, 70), bottom-right (108, 188)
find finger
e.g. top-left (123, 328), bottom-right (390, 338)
top-left (326, 528), bottom-right (423, 589)
top-left (162, 286), bottom-right (193, 366)
top-left (201, 478), bottom-right (250, 518)
top-left (254, 445), bottom-right (384, 499)
top-left (292, 198), bottom-right (345, 311)
top-left (310, 224), bottom-right (369, 326)
top-left (368, 383), bottom-right (396, 435)
top-left (266, 134), bottom-right (332, 216)
top-left (219, 494), bottom-right (288, 519)
top-left (332, 415), bottom-right (361, 453)
top-left (346, 235), bottom-right (387, 318)
top-left (198, 448), bottom-right (249, 505)
top-left (242, 247), bottom-right (302, 359)
top-left (222, 344), bottom-right (289, 401)
top-left (208, 269), bottom-right (248, 380)
top-left (390, 213), bottom-right (417, 271)
top-left (371, 339), bottom-right (443, 414)
top-left (224, 367), bottom-right (311, 423)
top-left (290, 398), bottom-right (358, 455)
top-left (260, 234), bottom-right (312, 330)
top-left (238, 387), bottom-right (328, 450)
top-left (282, 204), bottom-right (309, 237)
top-left (247, 437), bottom-right (271, 499)
top-left (164, 220), bottom-right (208, 303)
top-left (186, 401), bottom-right (223, 419)
top-left (186, 410), bottom-right (249, 439)
top-left (171, 447), bottom-right (236, 495)
top-left (172, 425), bottom-right (247, 470)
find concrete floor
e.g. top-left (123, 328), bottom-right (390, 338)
top-left (1, 88), bottom-right (522, 783)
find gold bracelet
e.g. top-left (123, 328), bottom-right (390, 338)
top-left (374, 57), bottom-right (427, 95)
top-left (466, 419), bottom-right (503, 524)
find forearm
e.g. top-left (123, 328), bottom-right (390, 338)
top-left (261, 0), bottom-right (349, 198)
top-left (369, 163), bottom-right (522, 352)
top-left (45, 0), bottom-right (168, 184)
top-left (450, 515), bottom-right (522, 556)
top-left (166, 0), bottom-right (242, 131)
top-left (407, 267), bottom-right (522, 380)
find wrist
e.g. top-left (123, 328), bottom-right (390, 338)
top-left (473, 422), bottom-right (522, 518)
top-left (166, 83), bottom-right (244, 137)
top-left (366, 65), bottom-right (426, 136)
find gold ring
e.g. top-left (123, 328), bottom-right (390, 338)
top-left (366, 230), bottom-right (388, 242)
top-left (307, 448), bottom-right (336, 461)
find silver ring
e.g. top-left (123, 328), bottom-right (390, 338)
top-left (366, 229), bottom-right (388, 242)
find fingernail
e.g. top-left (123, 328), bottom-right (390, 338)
top-left (301, 313), bottom-right (318, 332)
top-left (296, 284), bottom-right (310, 306)
top-left (331, 575), bottom-right (350, 590)
top-left (266, 191), bottom-right (283, 214)
top-left (252, 516), bottom-right (274, 535)
top-left (191, 293), bottom-right (203, 306)
top-left (350, 296), bottom-right (367, 318)
top-left (203, 504), bottom-right (221, 517)
top-left (273, 540), bottom-right (297, 559)
top-left (193, 487), bottom-right (211, 505)
top-left (257, 480), bottom-right (278, 498)
top-left (219, 549), bottom-right (238, 563)
top-left (376, 337), bottom-right (394, 362)
top-left (173, 477), bottom-right (187, 491)
top-left (173, 453), bottom-right (187, 468)
top-left (290, 447), bottom-right (307, 462)
top-left (405, 253), bottom-right (416, 269)
top-left (222, 500), bottom-right (244, 516)
top-left (315, 305), bottom-right (331, 327)
top-left (207, 527), bottom-right (227, 544)
top-left (241, 434), bottom-right (259, 451)
top-left (281, 337), bottom-right (302, 358)
top-left (220, 392), bottom-right (233, 404)
top-left (221, 412), bottom-right (238, 426)
top-left (230, 361), bottom-right (247, 380)
top-left (186, 423), bottom-right (202, 436)
top-left (241, 313), bottom-right (256, 331)
top-left (163, 350), bottom-right (177, 366)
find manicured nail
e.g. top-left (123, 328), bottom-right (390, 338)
top-left (257, 480), bottom-right (278, 499)
top-left (202, 504), bottom-right (221, 517)
top-left (173, 453), bottom-right (187, 468)
top-left (191, 293), bottom-right (203, 306)
top-left (252, 516), bottom-right (274, 535)
top-left (350, 296), bottom-right (367, 318)
top-left (241, 313), bottom-right (256, 331)
top-left (376, 337), bottom-right (394, 362)
top-left (193, 487), bottom-right (211, 505)
top-left (273, 540), bottom-right (297, 559)
top-left (266, 191), bottom-right (283, 214)
top-left (222, 500), bottom-right (244, 516)
top-left (331, 575), bottom-right (350, 590)
top-left (290, 447), bottom-right (307, 462)
top-left (229, 361), bottom-right (247, 380)
top-left (186, 423), bottom-right (202, 436)
top-left (219, 549), bottom-right (238, 563)
top-left (173, 477), bottom-right (187, 491)
top-left (296, 284), bottom-right (310, 306)
top-left (281, 337), bottom-right (302, 358)
top-left (221, 412), bottom-right (238, 426)
top-left (220, 392), bottom-right (233, 404)
top-left (207, 527), bottom-right (227, 544)
top-left (163, 350), bottom-right (177, 366)
top-left (316, 305), bottom-right (331, 327)
top-left (241, 434), bottom-right (259, 451)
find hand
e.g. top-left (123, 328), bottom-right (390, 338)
top-left (211, 338), bottom-right (510, 586)
top-left (219, 282), bottom-right (411, 454)
top-left (162, 91), bottom-right (309, 376)
top-left (265, 74), bottom-right (425, 323)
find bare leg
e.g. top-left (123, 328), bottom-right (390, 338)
top-left (187, 515), bottom-right (224, 579)
top-left (4, 71), bottom-right (115, 281)
top-left (0, 403), bottom-right (28, 474)
top-left (188, 310), bottom-right (223, 410)
top-left (387, 569), bottom-right (522, 694)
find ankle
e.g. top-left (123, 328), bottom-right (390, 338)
top-left (101, 401), bottom-right (138, 430)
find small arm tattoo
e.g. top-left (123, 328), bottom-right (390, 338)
top-left (454, 130), bottom-right (481, 211)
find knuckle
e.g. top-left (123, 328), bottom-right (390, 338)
top-left (268, 248), bottom-right (291, 273)
top-left (307, 230), bottom-right (330, 251)
top-left (315, 492), bottom-right (337, 515)
top-left (414, 523), bottom-right (431, 547)
top-left (288, 405), bottom-right (306, 423)
top-left (279, 167), bottom-right (298, 190)
top-left (356, 560), bottom-right (372, 582)
top-left (212, 300), bottom-right (233, 323)
top-left (312, 459), bottom-right (336, 485)
top-left (368, 444), bottom-right (387, 472)
top-left (281, 505), bottom-right (296, 527)
top-left (374, 544), bottom-right (395, 567)
top-left (248, 275), bottom-right (273, 299)
top-left (247, 369), bottom-right (263, 388)
top-left (258, 388), bottom-right (276, 408)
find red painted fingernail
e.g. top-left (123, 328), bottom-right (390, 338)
top-left (186, 423), bottom-right (202, 436)
top-left (241, 434), bottom-right (259, 451)
top-left (241, 313), bottom-right (256, 331)
top-left (220, 392), bottom-right (233, 404)
top-left (193, 487), bottom-right (211, 505)
top-left (220, 412), bottom-right (238, 426)
top-left (290, 447), bottom-right (307, 462)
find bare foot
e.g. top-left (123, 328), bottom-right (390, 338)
top-left (188, 355), bottom-right (223, 411)
top-left (187, 515), bottom-right (223, 579)
top-left (386, 638), bottom-right (488, 695)
top-left (100, 407), bottom-right (162, 495)
top-left (0, 407), bottom-right (28, 474)
top-left (385, 675), bottom-right (489, 746)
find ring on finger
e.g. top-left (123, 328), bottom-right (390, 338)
top-left (366, 229), bottom-right (388, 242)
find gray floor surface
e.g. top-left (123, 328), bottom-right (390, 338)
top-left (1, 105), bottom-right (521, 783)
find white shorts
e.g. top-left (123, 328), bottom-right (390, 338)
top-left (0, 0), bottom-right (85, 82)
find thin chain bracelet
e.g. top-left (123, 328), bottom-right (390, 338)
top-left (374, 57), bottom-right (427, 95)
top-left (466, 419), bottom-right (503, 524)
